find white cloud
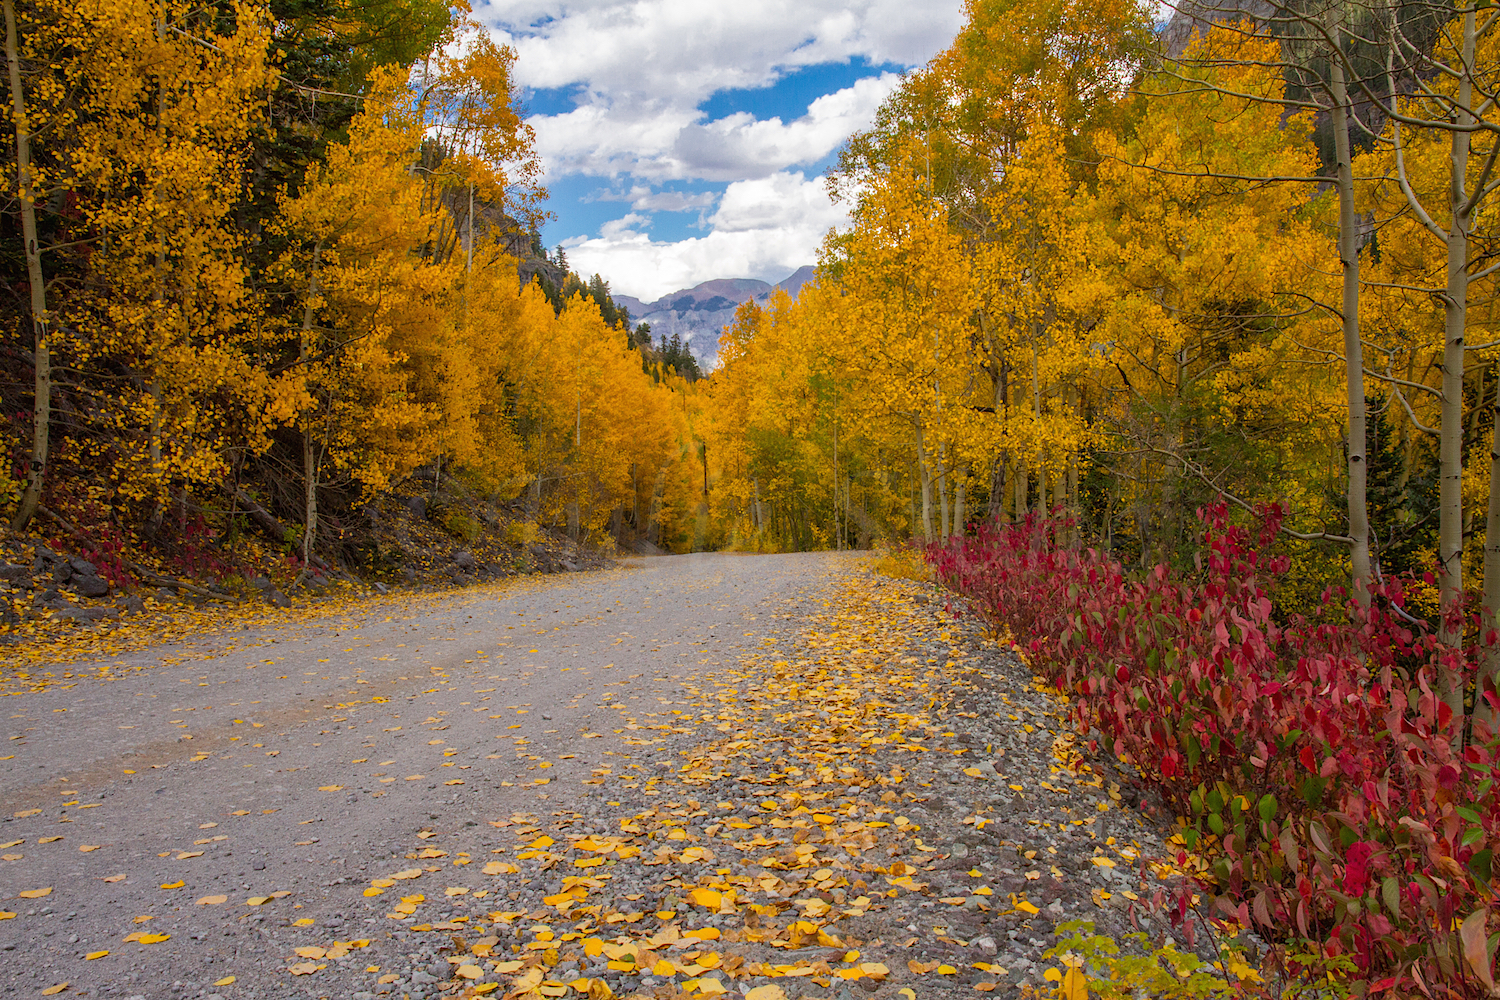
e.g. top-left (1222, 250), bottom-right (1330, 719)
top-left (561, 172), bottom-right (846, 301)
top-left (482, 0), bottom-right (957, 99)
top-left (477, 0), bottom-right (962, 181)
top-left (470, 0), bottom-right (965, 297)
top-left (631, 190), bottom-right (717, 212)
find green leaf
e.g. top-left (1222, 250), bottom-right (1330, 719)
top-left (1382, 876), bottom-right (1400, 917)
top-left (1257, 794), bottom-right (1278, 825)
top-left (1469, 850), bottom-right (1494, 884)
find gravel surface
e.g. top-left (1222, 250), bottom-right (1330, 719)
top-left (0, 553), bottom-right (1185, 1000)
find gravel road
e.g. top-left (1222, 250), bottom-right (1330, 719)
top-left (0, 551), bottom-right (1188, 1000)
top-left (0, 553), bottom-right (849, 999)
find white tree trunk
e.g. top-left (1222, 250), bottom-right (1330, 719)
top-left (4, 0), bottom-right (47, 531)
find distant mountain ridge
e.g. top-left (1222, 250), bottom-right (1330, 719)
top-left (614, 265), bottom-right (816, 368)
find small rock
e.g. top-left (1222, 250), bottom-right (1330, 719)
top-left (68, 556), bottom-right (97, 575)
top-left (410, 970), bottom-right (438, 985)
top-left (118, 595), bottom-right (146, 615)
top-left (0, 563), bottom-right (27, 580)
top-left (373, 582), bottom-right (389, 594)
top-left (427, 961), bottom-right (449, 979)
top-left (974, 935), bottom-right (998, 956)
top-left (406, 496), bottom-right (427, 520)
top-left (52, 563), bottom-right (72, 583)
top-left (265, 588), bottom-right (292, 608)
top-left (74, 574), bottom-right (110, 598)
top-left (454, 551), bottom-right (477, 571)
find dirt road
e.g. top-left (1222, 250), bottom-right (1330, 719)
top-left (0, 551), bottom-right (1178, 1000)
top-left (0, 553), bottom-right (852, 998)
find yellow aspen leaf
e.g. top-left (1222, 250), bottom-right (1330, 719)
top-left (41, 984), bottom-right (68, 996)
top-left (213, 977), bottom-right (236, 987)
top-left (18, 888), bottom-right (52, 898)
top-left (85, 950), bottom-right (108, 960)
top-left (196, 895), bottom-right (227, 905)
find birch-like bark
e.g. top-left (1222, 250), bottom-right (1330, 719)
top-left (954, 479), bottom-right (966, 540)
top-left (1481, 363), bottom-right (1500, 726)
top-left (1435, 9), bottom-right (1477, 664)
top-left (937, 452), bottom-right (950, 541)
top-left (300, 241), bottom-right (323, 566)
top-left (1330, 41), bottom-right (1371, 604)
top-left (4, 0), bottom-right (47, 531)
top-left (917, 426), bottom-right (934, 543)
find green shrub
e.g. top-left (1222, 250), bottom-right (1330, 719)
top-left (443, 510), bottom-right (481, 543)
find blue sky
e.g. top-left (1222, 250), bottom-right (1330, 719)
top-left (477, 0), bottom-right (966, 300)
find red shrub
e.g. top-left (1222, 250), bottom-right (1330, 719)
top-left (930, 505), bottom-right (1500, 995)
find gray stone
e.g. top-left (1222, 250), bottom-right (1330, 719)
top-left (426, 961), bottom-right (449, 978)
top-left (250, 576), bottom-right (272, 590)
top-left (74, 574), bottom-right (110, 597)
top-left (405, 496), bottom-right (427, 520)
top-left (119, 595), bottom-right (146, 615)
top-left (974, 935), bottom-right (998, 956)
top-left (52, 563), bottom-right (72, 583)
top-left (410, 970), bottom-right (438, 985)
top-left (0, 563), bottom-right (27, 580)
top-left (454, 550), bottom-right (477, 571)
top-left (266, 588), bottom-right (292, 609)
top-left (373, 582), bottom-right (389, 594)
top-left (68, 556), bottom-right (97, 575)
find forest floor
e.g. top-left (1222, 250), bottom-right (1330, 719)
top-left (0, 552), bottom-right (1193, 1000)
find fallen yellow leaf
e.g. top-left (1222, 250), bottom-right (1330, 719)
top-left (78, 845), bottom-right (100, 853)
top-left (85, 950), bottom-right (108, 960)
top-left (196, 895), bottom-right (227, 906)
top-left (159, 881), bottom-right (184, 890)
top-left (18, 888), bottom-right (52, 898)
top-left (745, 988), bottom-right (788, 1000)
top-left (213, 976), bottom-right (236, 986)
top-left (41, 983), bottom-right (67, 996)
top-left (288, 961), bottom-right (323, 975)
top-left (318, 786), bottom-right (343, 792)
top-left (457, 964), bottom-right (484, 979)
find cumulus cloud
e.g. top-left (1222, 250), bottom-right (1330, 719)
top-left (481, 0), bottom-right (957, 100)
top-left (561, 172), bottom-right (846, 300)
top-left (469, 0), bottom-right (964, 301)
top-left (478, 0), bottom-right (961, 180)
